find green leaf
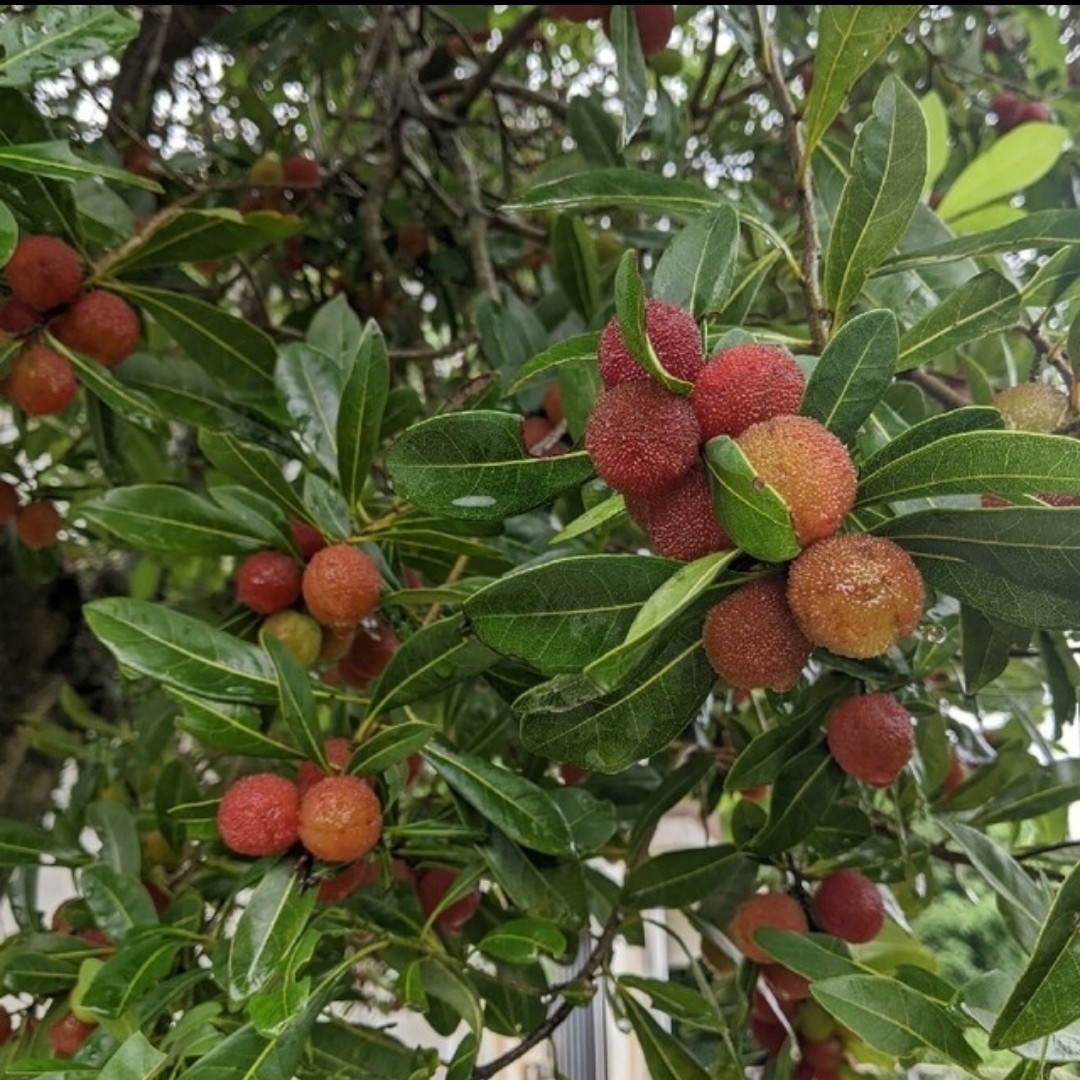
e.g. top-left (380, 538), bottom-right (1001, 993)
top-left (1021, 244), bottom-right (1080, 307)
top-left (611, 5), bottom-right (646, 148)
top-left (801, 309), bottom-right (898, 444)
top-left (98, 1032), bottom-right (168, 1080)
top-left (60, 342), bottom-right (163, 422)
top-left (566, 95), bottom-right (624, 168)
top-left (548, 786), bottom-right (618, 852)
top-left (465, 554), bottom-right (679, 676)
top-left (623, 846), bottom-right (754, 910)
top-left (85, 597), bottom-right (279, 704)
top-left (920, 91), bottom-right (950, 194)
top-left (81, 930), bottom-right (185, 1019)
top-left (199, 431), bottom-right (312, 525)
top-left (627, 754), bottom-right (715, 864)
top-left (481, 830), bottom-right (587, 928)
top-left (367, 616), bottom-right (497, 719)
top-left (617, 976), bottom-right (725, 1032)
top-left (553, 215), bottom-right (600, 320)
top-left (82, 485), bottom-right (271, 556)
top-left (938, 123), bottom-right (1069, 222)
top-left (857, 431), bottom-right (1080, 507)
top-left (86, 801), bottom-right (140, 878)
top-left (897, 271), bottom-right (1019, 371)
top-left (0, 199), bottom-right (16, 264)
top-left (959, 605), bottom-right (1029, 695)
top-left (653, 207), bottom-right (740, 319)
top-left (170, 689), bottom-right (298, 759)
top-left (78, 864), bottom-right (158, 945)
top-left (515, 605), bottom-right (714, 774)
top-left (550, 492), bottom-right (627, 545)
top-left (751, 930), bottom-right (861, 982)
top-left (337, 320), bottom-right (390, 512)
top-left (750, 745), bottom-right (846, 856)
top-left (262, 634), bottom-right (325, 766)
top-left (974, 758), bottom-right (1080, 825)
top-left (0, 139), bottom-right (159, 191)
top-left (704, 435), bottom-right (799, 563)
top-left (349, 720), bottom-right (435, 777)
top-left (310, 1018), bottom-right (433, 1080)
top-left (506, 332), bottom-right (600, 394)
top-left (619, 988), bottom-right (711, 1080)
top-left (422, 742), bottom-right (574, 856)
top-left (477, 918), bottom-right (567, 965)
top-left (225, 862), bottom-right (316, 1005)
top-left (385, 410), bottom-right (594, 521)
top-left (801, 6), bottom-right (922, 167)
top-left (0, 6), bottom-right (139, 87)
top-left (275, 342), bottom-right (342, 475)
top-left (723, 715), bottom-right (820, 793)
top-left (116, 285), bottom-right (277, 407)
top-left (812, 974), bottom-right (983, 1071)
top-left (859, 406), bottom-right (1004, 478)
top-left (824, 77), bottom-right (926, 324)
top-left (0, 820), bottom-right (83, 867)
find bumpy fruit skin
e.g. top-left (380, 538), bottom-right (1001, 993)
top-left (417, 866), bottom-right (482, 932)
top-left (597, 299), bottom-right (704, 388)
top-left (812, 869), bottom-right (885, 943)
top-left (282, 154), bottom-right (322, 189)
top-left (288, 517), bottom-right (327, 560)
top-left (16, 500), bottom-right (62, 549)
top-left (728, 892), bottom-right (808, 964)
top-left (584, 381), bottom-right (700, 496)
top-left (2, 345), bottom-right (78, 415)
top-left (302, 543), bottom-right (382, 630)
top-left (298, 774), bottom-right (382, 862)
top-left (49, 1012), bottom-right (96, 1058)
top-left (993, 382), bottom-right (1069, 432)
top-left (736, 415), bottom-right (857, 548)
top-left (702, 578), bottom-right (812, 692)
top-left (237, 550), bottom-right (303, 615)
top-left (826, 692), bottom-right (914, 787)
top-left (624, 462), bottom-right (733, 560)
top-left (5, 235), bottom-right (82, 311)
top-left (297, 736), bottom-right (354, 796)
top-left (0, 296), bottom-right (39, 335)
top-left (52, 290), bottom-right (141, 367)
top-left (786, 533), bottom-right (925, 658)
top-left (0, 480), bottom-right (18, 524)
top-left (692, 343), bottom-right (805, 440)
top-left (261, 609), bottom-right (322, 667)
top-left (339, 614), bottom-right (400, 689)
top-left (217, 773), bottom-right (300, 856)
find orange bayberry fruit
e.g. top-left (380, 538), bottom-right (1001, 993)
top-left (5, 235), bottom-right (82, 311)
top-left (298, 774), bottom-right (382, 862)
top-left (826, 693), bottom-right (914, 787)
top-left (261, 609), bottom-right (322, 667)
top-left (16, 500), bottom-right (62, 549)
top-left (624, 462), bottom-right (733, 561)
top-left (0, 480), bottom-right (18, 524)
top-left (217, 773), bottom-right (300, 856)
top-left (417, 866), bottom-right (482, 932)
top-left (52, 290), bottom-right (141, 367)
top-left (48, 1012), bottom-right (95, 1058)
top-left (288, 517), bottom-right (327, 560)
top-left (786, 533), bottom-right (925, 658)
top-left (2, 344), bottom-right (78, 415)
top-left (302, 543), bottom-right (382, 630)
top-left (812, 869), bottom-right (885, 943)
top-left (702, 578), bottom-right (812, 692)
top-left (282, 154), bottom-right (322, 189)
top-left (297, 736), bottom-right (354, 796)
top-left (236, 550), bottom-right (302, 615)
top-left (735, 415), bottom-right (857, 548)
top-left (584, 381), bottom-right (700, 496)
top-left (338, 615), bottom-right (400, 689)
top-left (728, 892), bottom-right (808, 964)
top-left (597, 299), bottom-right (704, 388)
top-left (692, 342), bottom-right (805, 441)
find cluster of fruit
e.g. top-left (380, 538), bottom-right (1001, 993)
top-left (548, 5), bottom-right (676, 58)
top-left (0, 235), bottom-right (142, 416)
top-left (989, 91), bottom-right (1052, 134)
top-left (0, 478), bottom-right (62, 551)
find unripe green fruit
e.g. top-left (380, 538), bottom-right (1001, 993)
top-left (262, 610), bottom-right (323, 668)
top-left (993, 383), bottom-right (1069, 433)
top-left (796, 999), bottom-right (836, 1041)
top-left (650, 48), bottom-right (683, 76)
top-left (249, 152), bottom-right (284, 188)
top-left (70, 958), bottom-right (105, 1024)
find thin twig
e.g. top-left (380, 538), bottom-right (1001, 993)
top-left (454, 6), bottom-right (547, 116)
top-left (388, 333), bottom-right (477, 363)
top-left (900, 368), bottom-right (971, 410)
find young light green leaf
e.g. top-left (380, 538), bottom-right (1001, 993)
top-left (653, 207), bottom-right (740, 319)
top-left (0, 199), bottom-right (16, 265)
top-left (549, 491), bottom-right (626, 545)
top-left (623, 846), bottom-right (754, 911)
top-left (337, 319), bottom-right (390, 511)
top-left (920, 90), bottom-right (950, 194)
top-left (506, 332), bottom-right (600, 394)
top-left (824, 77), bottom-right (926, 324)
top-left (276, 342), bottom-right (343, 475)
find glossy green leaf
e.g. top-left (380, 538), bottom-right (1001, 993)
top-left (611, 4), bottom-right (646, 147)
top-left (1021, 244), bottom-right (1080, 307)
top-left (477, 918), bottom-right (567, 965)
top-left (965, 972), bottom-right (1080, 1064)
top-left (481, 830), bottom-right (587, 928)
top-left (619, 988), bottom-right (711, 1080)
top-left (81, 930), bottom-right (185, 1019)
top-left (824, 77), bottom-right (926, 324)
top-left (423, 742), bottom-right (573, 855)
top-left (86, 801), bottom-right (140, 878)
top-left (309, 1018), bottom-right (433, 1080)
top-left (800, 309), bottom-right (898, 444)
top-left (554, 214), bottom-right (600, 320)
top-left (801, 6), bottom-right (922, 167)
top-left (859, 406), bottom-right (1004, 477)
top-left (704, 435), bottom-right (799, 563)
top-left (959, 605), bottom-right (1029, 695)
top-left (506, 331), bottom-right (600, 394)
top-left (974, 758), bottom-right (1080, 825)
top-left (653, 207), bottom-right (740, 319)
top-left (897, 271), bottom-right (1019, 371)
top-left (0, 820), bottom-right (84, 867)
top-left (617, 976), bottom-right (725, 1031)
top-left (78, 864), bottom-right (158, 945)
top-left (623, 845), bottom-right (754, 910)
top-left (724, 717), bottom-right (820, 793)
top-left (61, 343), bottom-right (163, 421)
top-left (82, 485), bottom-right (271, 556)
top-left (276, 342), bottom-right (342, 475)
top-left (0, 199), bottom-right (16, 264)
top-left (628, 754), bottom-right (715, 863)
top-left (262, 634), bottom-right (325, 767)
top-left (547, 786), bottom-right (618, 852)
top-left (550, 492), bottom-right (626, 545)
top-left (169, 689), bottom-right (297, 759)
top-left (0, 139), bottom-right (158, 190)
top-left (349, 720), bottom-right (436, 777)
top-left (466, 554), bottom-right (679, 675)
top-left (385, 410), bottom-right (594, 521)
top-left (938, 123), bottom-right (1069, 222)
top-left (199, 431), bottom-right (312, 525)
top-left (566, 94), bottom-right (624, 168)
top-left (85, 597), bottom-right (279, 704)
top-left (750, 745), bottom-right (846, 856)
top-left (337, 320), bottom-right (390, 511)
top-left (98, 1032), bottom-right (168, 1080)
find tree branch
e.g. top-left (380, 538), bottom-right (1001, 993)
top-left (453, 6), bottom-right (547, 117)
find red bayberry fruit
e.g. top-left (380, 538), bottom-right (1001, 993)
top-left (288, 517), bottom-right (327, 560)
top-left (5, 235), bottom-right (82, 311)
top-left (261, 609), bottom-right (322, 667)
top-left (297, 736), bottom-right (354, 796)
top-left (597, 299), bottom-right (704, 388)
top-left (631, 5), bottom-right (675, 57)
top-left (302, 543), bottom-right (383, 630)
top-left (826, 693), bottom-right (914, 788)
top-left (48, 1012), bottom-right (95, 1058)
top-left (728, 892), bottom-right (808, 964)
top-left (16, 500), bottom-right (62, 549)
top-left (812, 869), bottom-right (885, 943)
top-left (338, 615), bottom-right (400, 689)
top-left (417, 866), bottom-right (482, 932)
top-left (748, 1010), bottom-right (789, 1057)
top-left (52, 290), bottom-right (141, 367)
top-left (521, 414), bottom-right (566, 457)
top-left (298, 774), bottom-right (383, 862)
top-left (542, 383), bottom-right (564, 425)
top-left (236, 550), bottom-right (302, 615)
top-left (217, 773), bottom-right (300, 856)
top-left (2, 344), bottom-right (78, 415)
top-left (0, 296), bottom-right (39, 335)
top-left (282, 154), bottom-right (322, 189)
top-left (761, 963), bottom-right (811, 1002)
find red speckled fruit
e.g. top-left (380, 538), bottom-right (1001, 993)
top-left (693, 343), bottom-right (805, 440)
top-left (584, 381), bottom-right (700, 496)
top-left (48, 1012), bottom-right (95, 1058)
top-left (297, 736), bottom-right (354, 796)
top-left (826, 693), bottom-right (914, 788)
top-left (302, 543), bottom-right (382, 630)
top-left (16, 500), bottom-right (62, 550)
top-left (5, 235), bottom-right (82, 311)
top-left (288, 517), bottom-right (327, 560)
top-left (728, 892), bottom-right (808, 964)
top-left (702, 578), bottom-right (812, 692)
top-left (597, 299), bottom-right (704, 388)
top-left (236, 550), bottom-right (303, 615)
top-left (786, 533), bottom-right (925, 659)
top-left (736, 415), bottom-right (857, 548)
top-left (624, 462), bottom-right (733, 560)
top-left (2, 344), bottom-right (78, 415)
top-left (217, 773), bottom-right (300, 856)
top-left (417, 866), bottom-right (482, 932)
top-left (52, 290), bottom-right (140, 367)
top-left (812, 869), bottom-right (885, 943)
top-left (339, 614), bottom-right (400, 689)
top-left (298, 774), bottom-right (382, 862)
